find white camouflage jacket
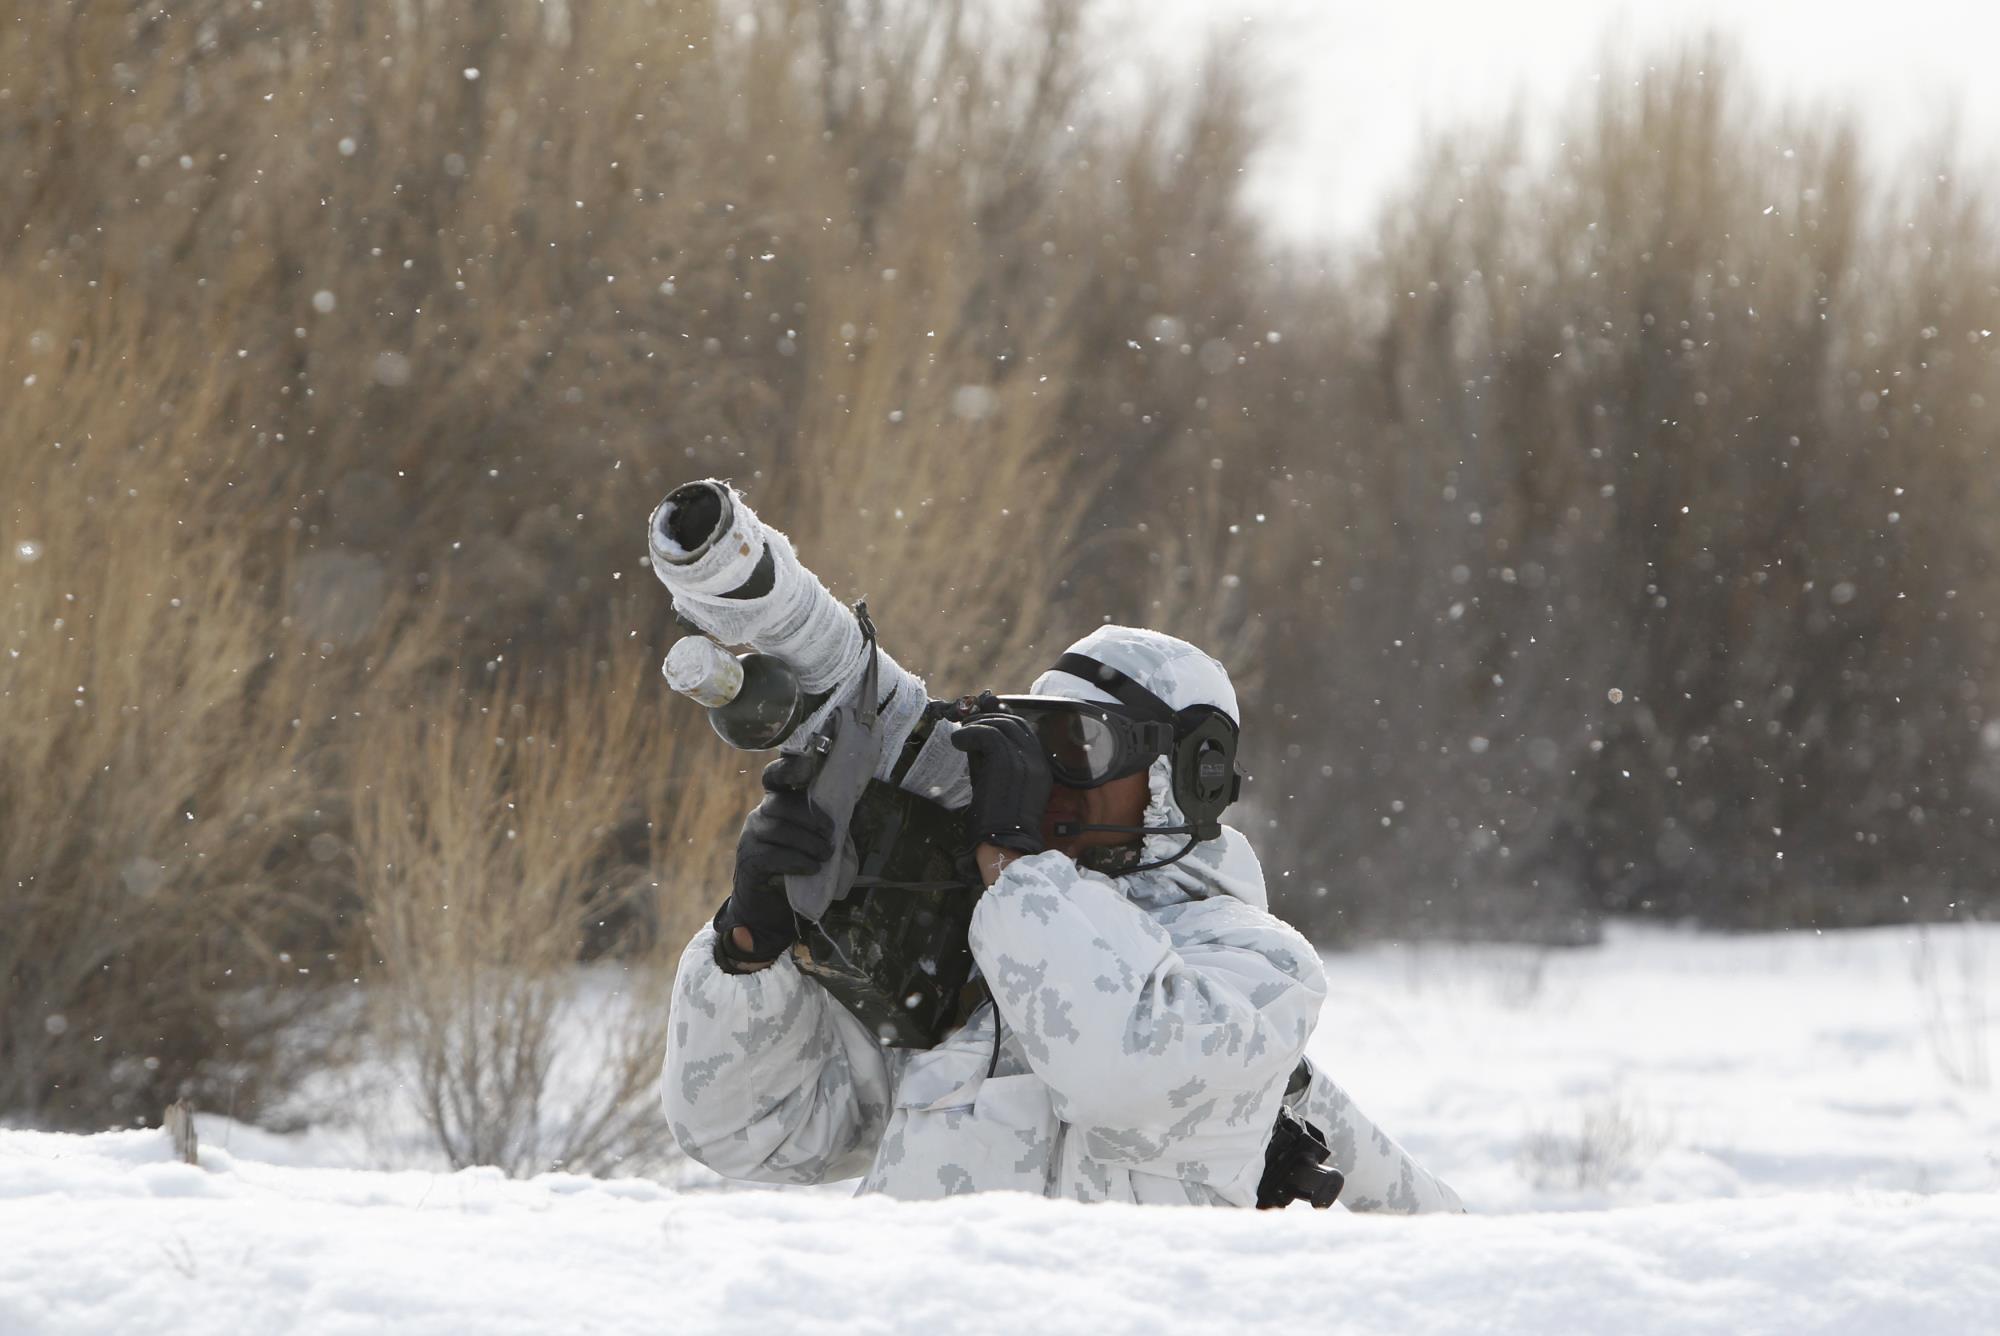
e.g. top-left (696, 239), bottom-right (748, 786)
top-left (661, 626), bottom-right (1463, 1211)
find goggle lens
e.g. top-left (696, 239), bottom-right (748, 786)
top-left (1036, 709), bottom-right (1122, 785)
top-left (972, 695), bottom-right (1163, 788)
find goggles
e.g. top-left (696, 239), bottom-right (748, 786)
top-left (970, 694), bottom-right (1175, 789)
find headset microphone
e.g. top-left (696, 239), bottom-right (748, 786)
top-left (1053, 820), bottom-right (1198, 839)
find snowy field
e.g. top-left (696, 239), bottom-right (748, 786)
top-left (3, 924), bottom-right (1996, 1334)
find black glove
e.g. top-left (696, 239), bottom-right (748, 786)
top-left (950, 710), bottom-right (1053, 855)
top-left (713, 753), bottom-right (833, 967)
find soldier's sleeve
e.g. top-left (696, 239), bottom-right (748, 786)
top-left (966, 850), bottom-right (1327, 1132)
top-left (660, 924), bottom-right (892, 1184)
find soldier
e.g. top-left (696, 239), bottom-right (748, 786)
top-left (662, 623), bottom-right (1463, 1211)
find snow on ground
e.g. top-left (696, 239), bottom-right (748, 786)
top-left (1315, 923), bottom-right (2000, 1211)
top-left (3, 925), bottom-right (1996, 1334)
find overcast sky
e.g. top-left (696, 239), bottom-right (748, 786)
top-left (1110, 0), bottom-right (2000, 246)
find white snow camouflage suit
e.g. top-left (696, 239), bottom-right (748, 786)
top-left (662, 625), bottom-right (1463, 1211)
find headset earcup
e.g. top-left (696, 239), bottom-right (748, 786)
top-left (1170, 707), bottom-right (1240, 838)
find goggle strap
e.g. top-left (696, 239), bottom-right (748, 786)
top-left (1048, 653), bottom-right (1175, 724)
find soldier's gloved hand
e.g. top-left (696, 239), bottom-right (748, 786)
top-left (951, 708), bottom-right (1053, 856)
top-left (713, 753), bottom-right (831, 967)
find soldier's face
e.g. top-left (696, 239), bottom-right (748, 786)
top-left (1040, 768), bottom-right (1151, 857)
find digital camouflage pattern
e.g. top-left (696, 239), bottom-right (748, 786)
top-left (662, 626), bottom-right (1464, 1211)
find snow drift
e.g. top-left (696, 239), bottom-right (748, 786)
top-left (2, 926), bottom-right (1995, 1334)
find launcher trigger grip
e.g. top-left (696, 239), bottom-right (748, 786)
top-left (761, 748), bottom-right (822, 795)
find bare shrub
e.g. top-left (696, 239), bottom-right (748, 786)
top-left (1482, 946), bottom-right (1554, 1012)
top-left (1519, 1093), bottom-right (1669, 1192)
top-left (1913, 923), bottom-right (1993, 1091)
top-left (348, 635), bottom-right (726, 1175)
top-left (1243, 46), bottom-right (2000, 939)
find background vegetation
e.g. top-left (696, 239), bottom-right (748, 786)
top-left (4, 2), bottom-right (1996, 1155)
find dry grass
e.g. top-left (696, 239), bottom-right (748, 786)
top-left (0, 277), bottom-right (428, 1125)
top-left (1, 0), bottom-right (1159, 1147)
top-left (349, 637), bottom-right (725, 1174)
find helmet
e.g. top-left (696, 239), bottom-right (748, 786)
top-left (1028, 626), bottom-right (1243, 870)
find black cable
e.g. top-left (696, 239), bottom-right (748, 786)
top-left (987, 1004), bottom-right (1003, 1079)
top-left (1054, 822), bottom-right (1205, 874)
